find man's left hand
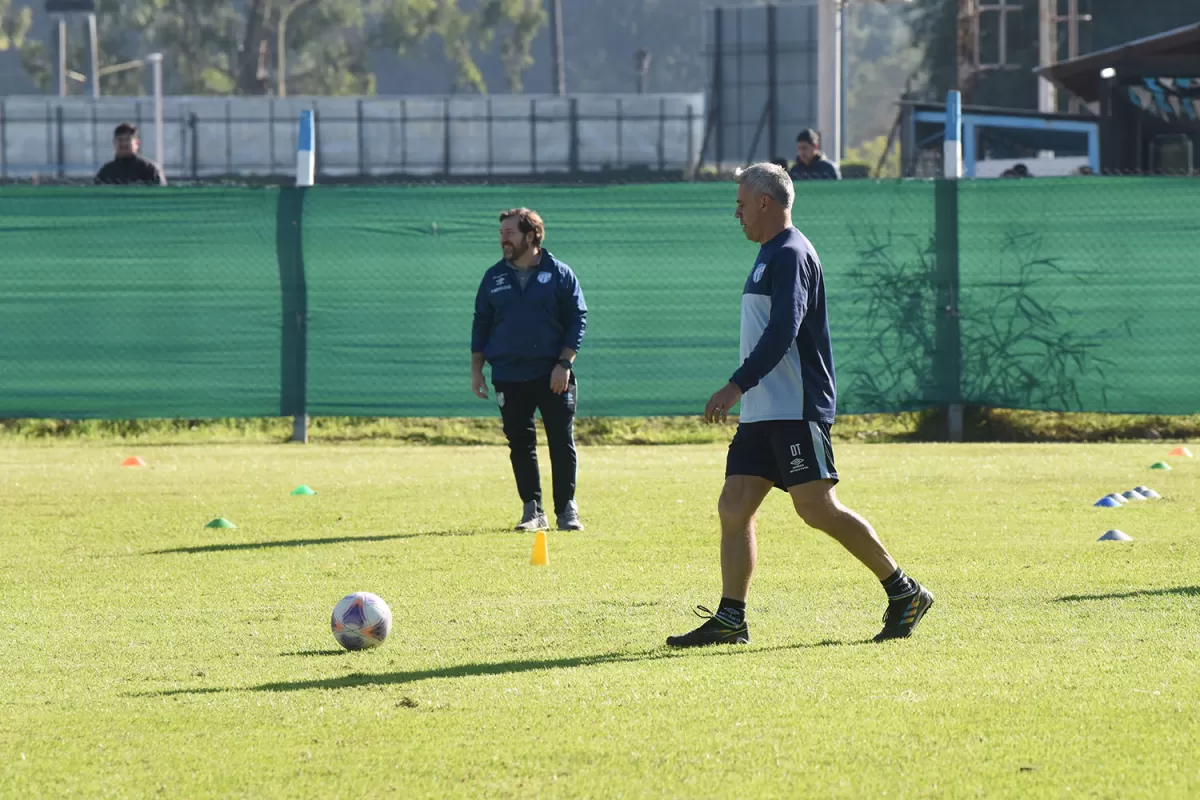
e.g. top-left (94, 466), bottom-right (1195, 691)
top-left (551, 365), bottom-right (571, 394)
top-left (705, 382), bottom-right (743, 423)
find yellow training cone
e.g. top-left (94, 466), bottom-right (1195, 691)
top-left (530, 531), bottom-right (549, 566)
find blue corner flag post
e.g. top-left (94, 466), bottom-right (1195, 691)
top-left (942, 90), bottom-right (964, 442)
top-left (296, 109), bottom-right (316, 188)
top-left (290, 110), bottom-right (315, 443)
top-left (944, 90), bottom-right (962, 180)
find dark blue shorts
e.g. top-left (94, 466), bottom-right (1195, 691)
top-left (725, 420), bottom-right (838, 491)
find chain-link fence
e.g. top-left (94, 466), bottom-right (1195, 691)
top-left (1, 177), bottom-right (1197, 420)
top-left (0, 95), bottom-right (704, 181)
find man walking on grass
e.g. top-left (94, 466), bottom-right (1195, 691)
top-left (472, 208), bottom-right (588, 533)
top-left (667, 162), bottom-right (934, 647)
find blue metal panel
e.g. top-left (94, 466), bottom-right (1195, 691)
top-left (914, 110), bottom-right (1098, 136)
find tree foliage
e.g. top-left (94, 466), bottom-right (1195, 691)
top-left (9, 0), bottom-right (546, 96)
top-left (0, 0), bottom-right (33, 52)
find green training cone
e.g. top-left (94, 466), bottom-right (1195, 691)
top-left (205, 518), bottom-right (237, 529)
top-left (290, 485), bottom-right (316, 496)
top-left (1150, 462), bottom-right (1172, 470)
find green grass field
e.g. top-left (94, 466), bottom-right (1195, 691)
top-left (2, 441), bottom-right (1198, 798)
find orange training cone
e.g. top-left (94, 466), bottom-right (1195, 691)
top-left (1168, 447), bottom-right (1193, 458)
top-left (530, 531), bottom-right (549, 566)
top-left (122, 456), bottom-right (146, 467)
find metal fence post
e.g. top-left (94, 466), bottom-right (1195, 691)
top-left (55, 105), bottom-right (65, 179)
top-left (657, 97), bottom-right (666, 171)
top-left (686, 104), bottom-right (695, 173)
top-left (400, 98), bottom-right (408, 172)
top-left (90, 103), bottom-right (98, 175)
top-left (486, 98), bottom-right (494, 176)
top-left (0, 100), bottom-right (6, 180)
top-left (442, 98), bottom-right (452, 175)
top-left (569, 97), bottom-right (580, 173)
top-left (530, 99), bottom-right (538, 173)
top-left (312, 108), bottom-right (321, 180)
top-left (188, 112), bottom-right (199, 179)
top-left (357, 98), bottom-right (366, 177)
top-left (616, 98), bottom-right (623, 168)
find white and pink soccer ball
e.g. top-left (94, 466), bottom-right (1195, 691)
top-left (330, 592), bottom-right (392, 651)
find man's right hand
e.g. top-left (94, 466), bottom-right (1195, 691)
top-left (472, 371), bottom-right (489, 399)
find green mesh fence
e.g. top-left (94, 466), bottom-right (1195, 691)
top-left (1, 178), bottom-right (1197, 420)
top-left (0, 187), bottom-right (282, 419)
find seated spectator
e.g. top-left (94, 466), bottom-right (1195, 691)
top-left (95, 123), bottom-right (166, 186)
top-left (789, 129), bottom-right (841, 181)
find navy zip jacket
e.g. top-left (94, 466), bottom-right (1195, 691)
top-left (730, 227), bottom-right (836, 423)
top-left (471, 249), bottom-right (588, 382)
top-left (789, 154), bottom-right (841, 181)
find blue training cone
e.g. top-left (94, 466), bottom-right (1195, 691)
top-left (1121, 490), bottom-right (1148, 501)
top-left (1094, 496), bottom-right (1122, 508)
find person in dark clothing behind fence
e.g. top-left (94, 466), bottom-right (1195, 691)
top-left (789, 128), bottom-right (841, 181)
top-left (472, 208), bottom-right (588, 533)
top-left (95, 123), bottom-right (166, 186)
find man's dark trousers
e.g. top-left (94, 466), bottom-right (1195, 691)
top-left (494, 372), bottom-right (577, 516)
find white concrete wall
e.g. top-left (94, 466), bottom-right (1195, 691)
top-left (0, 93), bottom-right (705, 180)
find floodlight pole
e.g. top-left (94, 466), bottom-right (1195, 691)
top-left (549, 0), bottom-right (565, 95)
top-left (56, 17), bottom-right (67, 96)
top-left (146, 52), bottom-right (164, 170)
top-left (834, 0), bottom-right (844, 161)
top-left (87, 12), bottom-right (99, 98)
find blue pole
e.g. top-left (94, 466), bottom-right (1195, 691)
top-left (944, 90), bottom-right (962, 179)
top-left (296, 109), bottom-right (315, 187)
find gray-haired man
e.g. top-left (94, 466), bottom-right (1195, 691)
top-left (667, 162), bottom-right (933, 647)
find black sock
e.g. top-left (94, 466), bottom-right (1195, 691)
top-left (881, 568), bottom-right (917, 600)
top-left (716, 597), bottom-right (746, 626)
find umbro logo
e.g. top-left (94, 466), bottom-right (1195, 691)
top-left (790, 457), bottom-right (806, 473)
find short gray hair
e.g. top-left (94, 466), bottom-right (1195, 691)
top-left (735, 162), bottom-right (794, 211)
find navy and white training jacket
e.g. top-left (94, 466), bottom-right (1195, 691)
top-left (471, 249), bottom-right (588, 383)
top-left (730, 227), bottom-right (836, 424)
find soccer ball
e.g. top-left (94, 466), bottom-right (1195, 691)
top-left (330, 592), bottom-right (392, 651)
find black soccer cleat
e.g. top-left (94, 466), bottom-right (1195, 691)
top-left (666, 606), bottom-right (750, 648)
top-left (874, 584), bottom-right (935, 642)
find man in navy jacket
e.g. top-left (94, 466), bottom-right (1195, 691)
top-left (472, 208), bottom-right (589, 532)
top-left (788, 128), bottom-right (841, 181)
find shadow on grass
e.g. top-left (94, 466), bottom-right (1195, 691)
top-left (1055, 586), bottom-right (1200, 602)
top-left (280, 649), bottom-right (349, 657)
top-left (148, 529), bottom-right (480, 555)
top-left (149, 638), bottom-right (871, 697)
